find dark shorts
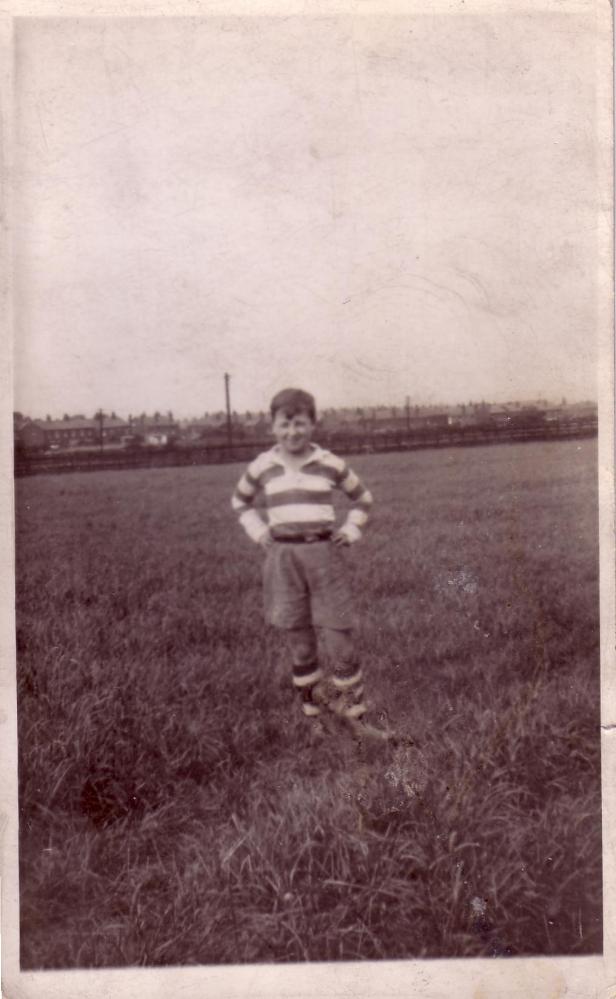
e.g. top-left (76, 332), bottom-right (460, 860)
top-left (263, 540), bottom-right (356, 630)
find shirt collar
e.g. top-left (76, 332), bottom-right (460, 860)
top-left (269, 443), bottom-right (325, 468)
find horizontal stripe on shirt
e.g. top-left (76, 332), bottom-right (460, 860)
top-left (347, 509), bottom-right (369, 525)
top-left (344, 480), bottom-right (365, 502)
top-left (266, 488), bottom-right (333, 508)
top-left (265, 474), bottom-right (335, 496)
top-left (233, 485), bottom-right (255, 505)
top-left (267, 504), bottom-right (336, 525)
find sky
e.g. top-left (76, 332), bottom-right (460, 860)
top-left (12, 12), bottom-right (606, 419)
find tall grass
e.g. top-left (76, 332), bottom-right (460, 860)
top-left (15, 439), bottom-right (602, 967)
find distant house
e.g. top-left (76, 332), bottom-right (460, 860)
top-left (513, 406), bottom-right (546, 427)
top-left (16, 419), bottom-right (47, 451)
top-left (370, 412), bottom-right (450, 432)
top-left (319, 408), bottom-right (451, 434)
top-left (183, 415), bottom-right (229, 443)
top-left (100, 415), bottom-right (132, 442)
top-left (130, 414), bottom-right (179, 444)
top-left (182, 418), bottom-right (209, 441)
top-left (374, 416), bottom-right (409, 432)
top-left (241, 412), bottom-right (269, 437)
top-left (16, 415), bottom-right (130, 451)
top-left (13, 413), bottom-right (30, 437)
top-left (486, 406), bottom-right (512, 428)
top-left (181, 411), bottom-right (267, 443)
top-left (144, 432), bottom-right (170, 447)
top-left (447, 405), bottom-right (480, 428)
top-left (320, 409), bottom-right (362, 432)
top-left (565, 401), bottom-right (598, 421)
top-left (414, 413), bottom-right (450, 430)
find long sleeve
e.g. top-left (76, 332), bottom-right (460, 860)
top-left (231, 464), bottom-right (269, 543)
top-left (337, 463), bottom-right (373, 542)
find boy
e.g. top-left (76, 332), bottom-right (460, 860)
top-left (231, 387), bottom-right (388, 740)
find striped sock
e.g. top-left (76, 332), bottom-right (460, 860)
top-left (332, 667), bottom-right (367, 719)
top-left (292, 662), bottom-right (323, 717)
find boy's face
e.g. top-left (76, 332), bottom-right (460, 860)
top-left (272, 409), bottom-right (315, 456)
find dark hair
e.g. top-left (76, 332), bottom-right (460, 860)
top-left (270, 388), bottom-right (316, 422)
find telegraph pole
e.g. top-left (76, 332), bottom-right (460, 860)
top-left (97, 408), bottom-right (104, 453)
top-left (405, 395), bottom-right (410, 432)
top-left (224, 373), bottom-right (233, 448)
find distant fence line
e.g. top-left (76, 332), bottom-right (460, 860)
top-left (14, 418), bottom-right (598, 478)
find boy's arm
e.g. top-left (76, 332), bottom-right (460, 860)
top-left (231, 465), bottom-right (270, 544)
top-left (335, 463), bottom-right (373, 544)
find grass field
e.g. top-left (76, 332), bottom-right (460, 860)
top-left (15, 439), bottom-right (602, 967)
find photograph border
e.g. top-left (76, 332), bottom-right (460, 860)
top-left (1, 1), bottom-right (613, 996)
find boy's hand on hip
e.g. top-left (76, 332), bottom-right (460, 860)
top-left (332, 530), bottom-right (352, 547)
top-left (258, 529), bottom-right (275, 549)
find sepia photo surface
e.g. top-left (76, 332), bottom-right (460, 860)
top-left (2, 1), bottom-right (614, 997)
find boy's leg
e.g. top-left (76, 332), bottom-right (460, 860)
top-left (322, 628), bottom-right (392, 741)
top-left (264, 546), bottom-right (321, 720)
top-left (321, 628), bottom-right (367, 719)
top-left (285, 627), bottom-right (323, 718)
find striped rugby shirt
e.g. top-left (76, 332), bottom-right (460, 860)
top-left (231, 444), bottom-right (373, 543)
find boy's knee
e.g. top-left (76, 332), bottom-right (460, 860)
top-left (286, 627), bottom-right (317, 665)
top-left (323, 627), bottom-right (356, 665)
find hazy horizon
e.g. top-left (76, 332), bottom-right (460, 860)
top-left (15, 389), bottom-right (597, 425)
